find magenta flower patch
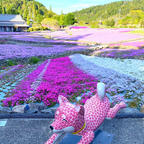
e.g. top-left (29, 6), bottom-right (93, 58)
top-left (35, 57), bottom-right (97, 106)
top-left (2, 57), bottom-right (97, 107)
top-left (2, 60), bottom-right (48, 106)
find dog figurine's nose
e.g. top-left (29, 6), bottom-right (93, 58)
top-left (50, 126), bottom-right (54, 130)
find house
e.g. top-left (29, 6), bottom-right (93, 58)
top-left (0, 14), bottom-right (29, 32)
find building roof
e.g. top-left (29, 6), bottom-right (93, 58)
top-left (0, 14), bottom-right (29, 27)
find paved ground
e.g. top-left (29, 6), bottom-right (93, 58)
top-left (0, 118), bottom-right (143, 144)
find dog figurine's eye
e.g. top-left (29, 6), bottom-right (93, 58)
top-left (62, 114), bottom-right (67, 122)
top-left (63, 119), bottom-right (67, 122)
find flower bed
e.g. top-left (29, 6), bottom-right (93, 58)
top-left (94, 48), bottom-right (144, 59)
top-left (0, 65), bottom-right (24, 79)
top-left (122, 41), bottom-right (144, 47)
top-left (35, 57), bottom-right (97, 106)
top-left (43, 28), bottom-right (143, 44)
top-left (69, 26), bottom-right (88, 29)
top-left (70, 54), bottom-right (144, 109)
top-left (0, 63), bottom-right (41, 107)
top-left (2, 57), bottom-right (97, 107)
top-left (2, 60), bottom-right (48, 106)
top-left (0, 44), bottom-right (89, 60)
top-left (110, 41), bottom-right (144, 48)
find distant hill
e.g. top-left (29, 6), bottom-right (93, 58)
top-left (0, 0), bottom-right (56, 24)
top-left (72, 0), bottom-right (144, 27)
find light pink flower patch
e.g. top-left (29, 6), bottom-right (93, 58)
top-left (122, 41), bottom-right (144, 47)
top-left (45, 28), bottom-right (143, 44)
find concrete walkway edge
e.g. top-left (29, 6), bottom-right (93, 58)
top-left (0, 113), bottom-right (144, 119)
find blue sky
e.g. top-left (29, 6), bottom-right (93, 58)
top-left (36, 0), bottom-right (124, 14)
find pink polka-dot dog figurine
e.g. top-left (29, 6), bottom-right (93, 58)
top-left (45, 82), bottom-right (126, 144)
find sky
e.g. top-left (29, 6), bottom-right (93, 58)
top-left (36, 0), bottom-right (124, 15)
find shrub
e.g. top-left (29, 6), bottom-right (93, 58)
top-left (7, 60), bottom-right (17, 66)
top-left (89, 21), bottom-right (99, 28)
top-left (29, 57), bottom-right (40, 64)
top-left (104, 19), bottom-right (115, 27)
top-left (28, 23), bottom-right (50, 32)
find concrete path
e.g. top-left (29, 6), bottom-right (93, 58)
top-left (0, 118), bottom-right (143, 144)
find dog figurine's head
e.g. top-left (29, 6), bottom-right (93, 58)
top-left (50, 95), bottom-right (85, 141)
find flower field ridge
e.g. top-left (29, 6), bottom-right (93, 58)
top-left (2, 60), bottom-right (49, 106)
top-left (2, 57), bottom-right (98, 107)
top-left (70, 54), bottom-right (144, 108)
top-left (0, 65), bottom-right (24, 79)
top-left (0, 44), bottom-right (89, 60)
top-left (35, 57), bottom-right (98, 106)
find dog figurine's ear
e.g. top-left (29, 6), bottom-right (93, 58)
top-left (74, 104), bottom-right (85, 115)
top-left (58, 95), bottom-right (69, 104)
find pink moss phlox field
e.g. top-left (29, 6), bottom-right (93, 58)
top-left (110, 41), bottom-right (144, 47)
top-left (108, 49), bottom-right (144, 58)
top-left (35, 57), bottom-right (97, 106)
top-left (0, 44), bottom-right (88, 60)
top-left (122, 41), bottom-right (144, 47)
top-left (95, 47), bottom-right (144, 58)
top-left (69, 26), bottom-right (88, 29)
top-left (2, 60), bottom-right (48, 106)
top-left (45, 28), bottom-right (143, 44)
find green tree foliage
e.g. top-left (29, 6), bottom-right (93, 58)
top-left (56, 13), bottom-right (77, 26)
top-left (59, 14), bottom-right (65, 26)
top-left (0, 0), bottom-right (56, 24)
top-left (89, 21), bottom-right (99, 28)
top-left (103, 19), bottom-right (115, 27)
top-left (140, 19), bottom-right (144, 28)
top-left (64, 13), bottom-right (77, 26)
top-left (118, 10), bottom-right (144, 26)
top-left (72, 0), bottom-right (144, 28)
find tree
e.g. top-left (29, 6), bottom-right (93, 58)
top-left (0, 0), bottom-right (57, 24)
top-left (59, 14), bottom-right (65, 26)
top-left (140, 19), bottom-right (144, 28)
top-left (41, 18), bottom-right (60, 30)
top-left (104, 19), bottom-right (115, 27)
top-left (23, 8), bottom-right (28, 20)
top-left (2, 7), bottom-right (6, 14)
top-left (0, 5), bottom-right (2, 13)
top-left (6, 5), bottom-right (18, 14)
top-left (64, 13), bottom-right (77, 26)
top-left (27, 15), bottom-right (30, 25)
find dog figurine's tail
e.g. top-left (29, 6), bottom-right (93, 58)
top-left (97, 82), bottom-right (106, 100)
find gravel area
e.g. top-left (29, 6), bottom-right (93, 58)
top-left (70, 54), bottom-right (144, 108)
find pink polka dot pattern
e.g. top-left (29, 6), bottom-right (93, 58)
top-left (45, 91), bottom-right (126, 144)
top-left (45, 133), bottom-right (57, 144)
